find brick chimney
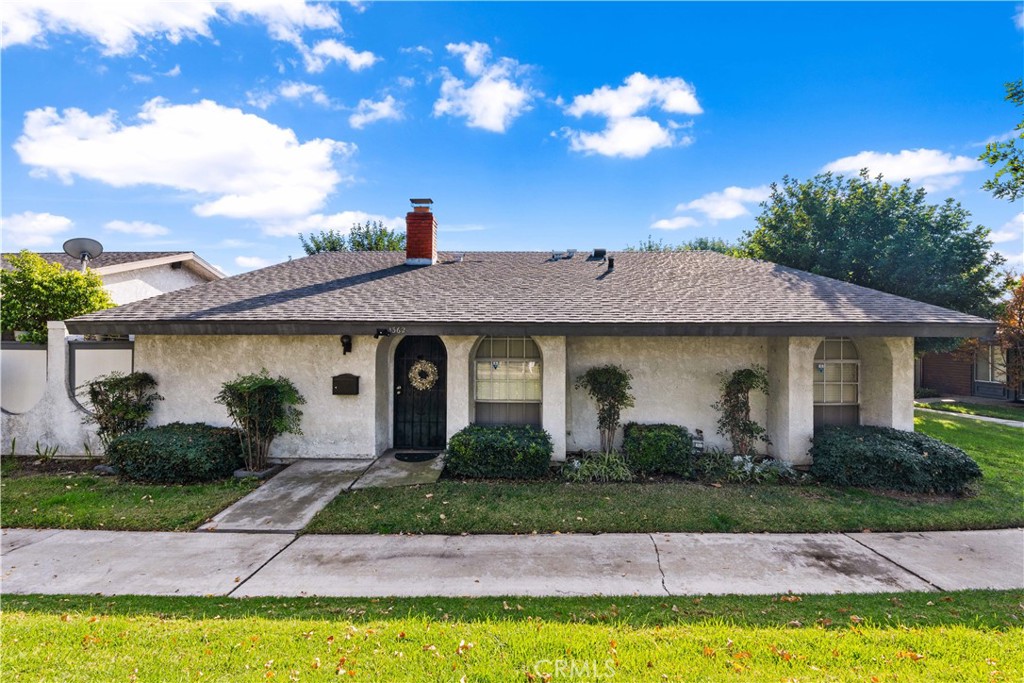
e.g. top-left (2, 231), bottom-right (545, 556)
top-left (405, 198), bottom-right (437, 266)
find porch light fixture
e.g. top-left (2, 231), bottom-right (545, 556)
top-left (374, 329), bottom-right (392, 339)
top-left (340, 335), bottom-right (352, 354)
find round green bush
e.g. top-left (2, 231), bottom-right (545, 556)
top-left (809, 425), bottom-right (982, 495)
top-left (445, 425), bottom-right (553, 479)
top-left (621, 422), bottom-right (694, 477)
top-left (107, 422), bottom-right (243, 484)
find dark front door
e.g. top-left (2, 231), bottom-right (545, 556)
top-left (393, 336), bottom-right (447, 449)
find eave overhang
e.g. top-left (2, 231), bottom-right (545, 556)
top-left (63, 318), bottom-right (998, 339)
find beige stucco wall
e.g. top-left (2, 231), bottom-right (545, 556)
top-left (566, 336), bottom-right (769, 454)
top-left (103, 265), bottom-right (208, 305)
top-left (135, 334), bottom-right (379, 459)
top-left (766, 336), bottom-right (819, 465)
top-left (858, 336), bottom-right (915, 431)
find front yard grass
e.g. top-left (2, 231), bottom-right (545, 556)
top-left (915, 399), bottom-right (1024, 422)
top-left (3, 591), bottom-right (1021, 681)
top-left (0, 458), bottom-right (259, 531)
top-left (307, 412), bottom-right (1023, 534)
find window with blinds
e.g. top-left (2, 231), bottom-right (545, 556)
top-left (474, 336), bottom-right (542, 426)
top-left (813, 337), bottom-right (860, 430)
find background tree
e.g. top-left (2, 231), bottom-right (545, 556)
top-left (0, 251), bottom-right (115, 343)
top-left (742, 171), bottom-right (1004, 352)
top-left (299, 221), bottom-right (406, 255)
top-left (980, 79), bottom-right (1024, 202)
top-left (625, 235), bottom-right (742, 255)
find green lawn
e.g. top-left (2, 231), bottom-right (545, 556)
top-left (915, 400), bottom-right (1024, 422)
top-left (0, 461), bottom-right (259, 531)
top-left (3, 591), bottom-right (1020, 682)
top-left (308, 412), bottom-right (1024, 534)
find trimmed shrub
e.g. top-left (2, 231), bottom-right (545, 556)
top-left (810, 425), bottom-right (982, 495)
top-left (694, 447), bottom-right (733, 483)
top-left (107, 422), bottom-right (243, 484)
top-left (80, 371), bottom-right (163, 449)
top-left (563, 451), bottom-right (634, 483)
top-left (445, 425), bottom-right (553, 479)
top-left (914, 386), bottom-right (941, 399)
top-left (621, 422), bottom-right (694, 477)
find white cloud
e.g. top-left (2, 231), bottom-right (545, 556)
top-left (400, 45), bottom-right (432, 57)
top-left (650, 216), bottom-right (700, 230)
top-left (234, 255), bottom-right (275, 270)
top-left (566, 72), bottom-right (702, 119)
top-left (396, 76), bottom-right (416, 88)
top-left (164, 65), bottom-right (181, 77)
top-left (349, 95), bottom-right (402, 129)
top-left (679, 185), bottom-right (771, 221)
top-left (128, 73), bottom-right (153, 84)
top-left (822, 148), bottom-right (983, 192)
top-left (3, 2), bottom-right (376, 75)
top-left (303, 39), bottom-right (378, 73)
top-left (562, 73), bottom-right (702, 158)
top-left (1, 210), bottom-right (73, 249)
top-left (1015, 5), bottom-right (1024, 30)
top-left (433, 41), bottom-right (536, 133)
top-left (565, 117), bottom-right (675, 159)
top-left (246, 89), bottom-right (279, 110)
top-left (989, 213), bottom-right (1024, 244)
top-left (278, 81), bottom-right (332, 107)
top-left (15, 98), bottom-right (355, 222)
top-left (262, 210), bottom-right (404, 237)
top-left (104, 219), bottom-right (170, 237)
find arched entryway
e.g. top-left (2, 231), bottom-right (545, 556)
top-left (393, 336), bottom-right (447, 449)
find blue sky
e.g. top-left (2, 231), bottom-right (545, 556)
top-left (2, 1), bottom-right (1022, 275)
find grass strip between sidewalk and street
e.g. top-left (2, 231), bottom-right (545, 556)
top-left (306, 412), bottom-right (1023, 534)
top-left (3, 591), bottom-right (1021, 682)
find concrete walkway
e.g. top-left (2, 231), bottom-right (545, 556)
top-left (3, 527), bottom-right (1020, 598)
top-left (915, 406), bottom-right (1024, 428)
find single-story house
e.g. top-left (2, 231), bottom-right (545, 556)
top-left (1, 250), bottom-right (223, 305)
top-left (65, 200), bottom-right (995, 465)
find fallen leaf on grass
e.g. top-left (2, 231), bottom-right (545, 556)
top-left (896, 650), bottom-right (926, 662)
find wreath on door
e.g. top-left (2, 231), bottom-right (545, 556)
top-left (408, 359), bottom-right (439, 391)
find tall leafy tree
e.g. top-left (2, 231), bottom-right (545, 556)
top-left (742, 172), bottom-right (1004, 352)
top-left (625, 235), bottom-right (742, 255)
top-left (980, 79), bottom-right (1024, 202)
top-left (0, 251), bottom-right (115, 343)
top-left (299, 221), bottom-right (406, 255)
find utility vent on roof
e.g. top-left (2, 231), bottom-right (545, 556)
top-left (550, 249), bottom-right (578, 262)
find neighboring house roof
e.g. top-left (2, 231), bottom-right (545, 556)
top-left (2, 251), bottom-right (223, 281)
top-left (65, 251), bottom-right (996, 338)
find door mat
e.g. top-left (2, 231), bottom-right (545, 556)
top-left (394, 451), bottom-right (441, 463)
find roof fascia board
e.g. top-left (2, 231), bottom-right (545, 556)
top-left (94, 253), bottom-right (223, 280)
top-left (64, 319), bottom-right (998, 339)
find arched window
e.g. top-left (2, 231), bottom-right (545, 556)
top-left (474, 336), bottom-right (542, 427)
top-left (813, 337), bottom-right (860, 430)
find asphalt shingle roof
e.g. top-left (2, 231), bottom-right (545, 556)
top-left (65, 250), bottom-right (995, 337)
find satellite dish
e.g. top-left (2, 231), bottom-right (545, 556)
top-left (63, 237), bottom-right (103, 271)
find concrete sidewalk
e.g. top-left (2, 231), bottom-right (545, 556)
top-left (3, 527), bottom-right (1021, 598)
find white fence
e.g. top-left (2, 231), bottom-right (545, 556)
top-left (1, 322), bottom-right (133, 456)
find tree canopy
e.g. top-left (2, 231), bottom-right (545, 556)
top-left (299, 221), bottom-right (406, 255)
top-left (742, 172), bottom-right (1004, 351)
top-left (0, 250), bottom-right (115, 343)
top-left (980, 79), bottom-right (1024, 202)
top-left (625, 235), bottom-right (742, 256)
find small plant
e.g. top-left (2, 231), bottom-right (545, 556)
top-left (215, 369), bottom-right (305, 472)
top-left (80, 372), bottom-right (163, 449)
top-left (8, 437), bottom-right (16, 457)
top-left (33, 442), bottom-right (59, 460)
top-left (621, 422), bottom-right (694, 477)
top-left (694, 447), bottom-right (733, 482)
top-left (445, 425), bottom-right (553, 479)
top-left (712, 366), bottom-right (770, 455)
top-left (914, 386), bottom-right (941, 399)
top-left (575, 365), bottom-right (635, 453)
top-left (562, 451), bottom-right (634, 483)
top-left (107, 422), bottom-right (243, 483)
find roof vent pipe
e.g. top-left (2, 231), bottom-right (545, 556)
top-left (607, 256), bottom-right (615, 271)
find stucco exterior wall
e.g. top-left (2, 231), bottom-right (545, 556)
top-left (1, 345), bottom-right (47, 415)
top-left (565, 336), bottom-right (769, 453)
top-left (135, 334), bottom-right (379, 459)
top-left (102, 265), bottom-right (208, 304)
top-left (858, 336), bottom-right (915, 431)
top-left (766, 337), bottom-right (819, 465)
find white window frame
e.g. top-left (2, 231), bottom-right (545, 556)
top-left (814, 338), bottom-right (860, 407)
top-left (474, 337), bottom-right (543, 405)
